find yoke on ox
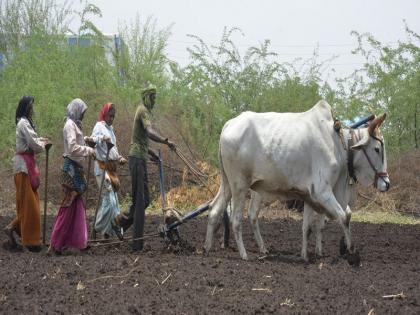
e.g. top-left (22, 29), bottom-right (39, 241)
top-left (204, 100), bottom-right (389, 263)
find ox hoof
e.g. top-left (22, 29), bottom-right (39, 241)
top-left (220, 238), bottom-right (230, 250)
top-left (339, 237), bottom-right (347, 256)
top-left (346, 249), bottom-right (361, 266)
top-left (223, 240), bottom-right (230, 249)
top-left (260, 248), bottom-right (269, 255)
top-left (202, 246), bottom-right (211, 257)
top-left (240, 254), bottom-right (249, 261)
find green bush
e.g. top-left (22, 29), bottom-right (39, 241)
top-left (1, 0), bottom-right (418, 169)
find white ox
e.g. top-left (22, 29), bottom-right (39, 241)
top-left (204, 100), bottom-right (389, 262)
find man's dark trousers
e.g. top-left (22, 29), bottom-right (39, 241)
top-left (120, 156), bottom-right (150, 251)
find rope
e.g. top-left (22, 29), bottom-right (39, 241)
top-left (177, 150), bottom-right (216, 197)
top-left (88, 232), bottom-right (161, 247)
top-left (172, 146), bottom-right (219, 197)
top-left (173, 147), bottom-right (208, 178)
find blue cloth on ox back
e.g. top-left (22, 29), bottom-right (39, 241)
top-left (61, 157), bottom-right (87, 194)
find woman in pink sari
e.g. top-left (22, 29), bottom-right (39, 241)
top-left (49, 98), bottom-right (95, 254)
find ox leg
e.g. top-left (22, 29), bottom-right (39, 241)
top-left (204, 187), bottom-right (231, 255)
top-left (341, 206), bottom-right (352, 253)
top-left (338, 205), bottom-right (360, 266)
top-left (314, 191), bottom-right (353, 255)
top-left (231, 190), bottom-right (248, 260)
top-left (248, 191), bottom-right (267, 254)
top-left (301, 204), bottom-right (314, 262)
top-left (315, 215), bottom-right (326, 257)
top-left (339, 206), bottom-right (352, 254)
top-left (222, 207), bottom-right (230, 249)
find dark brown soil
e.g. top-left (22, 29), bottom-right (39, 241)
top-left (0, 214), bottom-right (419, 314)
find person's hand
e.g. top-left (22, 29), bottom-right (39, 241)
top-left (150, 155), bottom-right (159, 163)
top-left (84, 136), bottom-right (96, 148)
top-left (89, 148), bottom-right (96, 159)
top-left (44, 141), bottom-right (53, 151)
top-left (165, 139), bottom-right (176, 151)
top-left (149, 152), bottom-right (159, 163)
top-left (119, 156), bottom-right (127, 165)
top-left (103, 136), bottom-right (111, 143)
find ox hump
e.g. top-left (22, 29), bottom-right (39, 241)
top-left (307, 100), bottom-right (334, 123)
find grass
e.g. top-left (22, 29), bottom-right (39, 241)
top-left (352, 209), bottom-right (420, 225)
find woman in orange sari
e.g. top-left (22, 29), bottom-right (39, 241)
top-left (4, 96), bottom-right (50, 252)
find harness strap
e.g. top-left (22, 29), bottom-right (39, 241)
top-left (347, 135), bottom-right (357, 184)
top-left (361, 148), bottom-right (389, 188)
top-left (335, 122), bottom-right (388, 189)
top-left (335, 123), bottom-right (357, 184)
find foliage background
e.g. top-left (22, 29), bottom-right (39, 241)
top-left (0, 0), bottom-right (418, 214)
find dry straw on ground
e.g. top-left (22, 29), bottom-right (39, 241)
top-left (356, 151), bottom-right (420, 217)
top-left (152, 161), bottom-right (219, 213)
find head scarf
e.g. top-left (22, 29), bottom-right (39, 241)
top-left (98, 102), bottom-right (114, 122)
top-left (66, 98), bottom-right (88, 128)
top-left (16, 96), bottom-right (36, 130)
top-left (141, 83), bottom-right (157, 110)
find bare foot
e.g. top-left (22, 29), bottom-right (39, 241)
top-left (4, 225), bottom-right (17, 247)
top-left (46, 245), bottom-right (62, 256)
top-left (114, 213), bottom-right (128, 226)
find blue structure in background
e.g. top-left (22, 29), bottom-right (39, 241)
top-left (66, 34), bottom-right (124, 66)
top-left (0, 52), bottom-right (4, 71)
top-left (66, 35), bottom-right (91, 47)
top-left (66, 34), bottom-right (124, 49)
top-left (0, 34), bottom-right (125, 72)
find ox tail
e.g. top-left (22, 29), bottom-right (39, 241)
top-left (208, 139), bottom-right (232, 248)
top-left (210, 143), bottom-right (231, 208)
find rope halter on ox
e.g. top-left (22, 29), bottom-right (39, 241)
top-left (348, 113), bottom-right (389, 189)
top-left (363, 113), bottom-right (389, 189)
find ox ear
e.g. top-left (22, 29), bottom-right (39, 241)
top-left (368, 113), bottom-right (387, 135)
top-left (350, 132), bottom-right (370, 150)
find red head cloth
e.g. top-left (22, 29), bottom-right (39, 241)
top-left (98, 103), bottom-right (114, 121)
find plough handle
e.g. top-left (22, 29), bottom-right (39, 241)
top-left (165, 203), bottom-right (210, 232)
top-left (158, 150), bottom-right (167, 209)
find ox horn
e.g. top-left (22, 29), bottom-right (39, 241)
top-left (368, 113), bottom-right (387, 135)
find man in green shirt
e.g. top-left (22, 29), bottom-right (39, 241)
top-left (120, 84), bottom-right (175, 251)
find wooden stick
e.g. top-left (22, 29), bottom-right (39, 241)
top-left (42, 143), bottom-right (52, 245)
top-left (85, 156), bottom-right (92, 208)
top-left (161, 273), bottom-right (172, 285)
top-left (382, 292), bottom-right (406, 300)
